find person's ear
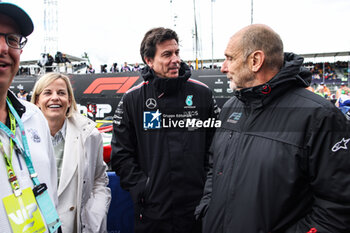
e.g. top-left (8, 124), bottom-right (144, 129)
top-left (249, 50), bottom-right (265, 72)
top-left (145, 57), bottom-right (153, 68)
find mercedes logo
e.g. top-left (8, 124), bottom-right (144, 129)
top-left (146, 98), bottom-right (157, 109)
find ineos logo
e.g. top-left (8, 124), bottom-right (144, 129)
top-left (146, 98), bottom-right (157, 109)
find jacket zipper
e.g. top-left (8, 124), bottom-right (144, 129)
top-left (223, 104), bottom-right (252, 230)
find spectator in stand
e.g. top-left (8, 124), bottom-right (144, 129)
top-left (335, 94), bottom-right (350, 120)
top-left (100, 64), bottom-right (107, 73)
top-left (46, 53), bottom-right (54, 72)
top-left (55, 51), bottom-right (64, 64)
top-left (110, 63), bottom-right (119, 73)
top-left (132, 62), bottom-right (141, 71)
top-left (17, 66), bottom-right (25, 75)
top-left (38, 53), bottom-right (48, 68)
top-left (86, 64), bottom-right (95, 74)
top-left (31, 72), bottom-right (111, 232)
top-left (188, 60), bottom-right (194, 70)
top-left (17, 87), bottom-right (29, 101)
top-left (120, 62), bottom-right (131, 72)
top-left (61, 53), bottom-right (70, 63)
top-left (336, 82), bottom-right (350, 99)
top-left (314, 86), bottom-right (325, 98)
top-left (316, 82), bottom-right (331, 99)
top-left (38, 53), bottom-right (55, 73)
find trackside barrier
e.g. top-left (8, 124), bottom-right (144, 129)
top-left (107, 172), bottom-right (134, 233)
top-left (12, 70), bottom-right (230, 120)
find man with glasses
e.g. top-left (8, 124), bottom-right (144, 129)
top-left (0, 3), bottom-right (60, 232)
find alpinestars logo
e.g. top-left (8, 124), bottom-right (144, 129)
top-left (332, 137), bottom-right (350, 152)
top-left (143, 110), bottom-right (221, 129)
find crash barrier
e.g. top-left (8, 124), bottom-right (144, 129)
top-left (12, 70), bottom-right (230, 120)
top-left (12, 70), bottom-right (347, 120)
top-left (107, 172), bottom-right (134, 233)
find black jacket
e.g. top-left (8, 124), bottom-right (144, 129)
top-left (196, 53), bottom-right (350, 233)
top-left (111, 63), bottom-right (219, 224)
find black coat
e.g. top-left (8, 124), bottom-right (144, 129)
top-left (111, 62), bottom-right (219, 231)
top-left (196, 53), bottom-right (350, 233)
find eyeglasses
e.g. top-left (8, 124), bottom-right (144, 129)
top-left (0, 33), bottom-right (27, 49)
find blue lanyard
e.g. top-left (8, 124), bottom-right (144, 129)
top-left (0, 98), bottom-right (40, 186)
top-left (1, 98), bottom-right (63, 233)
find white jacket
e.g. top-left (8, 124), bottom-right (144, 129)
top-left (0, 92), bottom-right (58, 233)
top-left (57, 112), bottom-right (111, 233)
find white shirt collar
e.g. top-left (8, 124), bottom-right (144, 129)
top-left (51, 119), bottom-right (67, 146)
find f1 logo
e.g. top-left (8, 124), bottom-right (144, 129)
top-left (84, 76), bottom-right (139, 94)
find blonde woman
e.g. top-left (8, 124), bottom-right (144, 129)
top-left (31, 73), bottom-right (111, 233)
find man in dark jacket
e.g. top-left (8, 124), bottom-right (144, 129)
top-left (195, 24), bottom-right (350, 233)
top-left (111, 27), bottom-right (219, 233)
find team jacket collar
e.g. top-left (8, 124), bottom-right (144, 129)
top-left (140, 62), bottom-right (191, 96)
top-left (233, 52), bottom-right (311, 108)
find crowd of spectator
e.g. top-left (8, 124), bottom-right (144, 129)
top-left (90, 60), bottom-right (348, 75)
top-left (304, 61), bottom-right (348, 82)
top-left (86, 60), bottom-right (223, 74)
top-left (79, 59), bottom-right (350, 119)
top-left (16, 55), bottom-right (350, 90)
top-left (86, 62), bottom-right (145, 74)
top-left (15, 56), bottom-right (350, 118)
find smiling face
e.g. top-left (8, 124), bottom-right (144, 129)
top-left (35, 78), bottom-right (71, 125)
top-left (145, 39), bottom-right (180, 78)
top-left (0, 14), bottom-right (22, 91)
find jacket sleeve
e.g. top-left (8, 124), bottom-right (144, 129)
top-left (82, 128), bottom-right (111, 233)
top-left (195, 94), bottom-right (220, 220)
top-left (195, 145), bottom-right (213, 220)
top-left (286, 108), bottom-right (350, 232)
top-left (204, 91), bottom-right (220, 172)
top-left (110, 94), bottom-right (148, 191)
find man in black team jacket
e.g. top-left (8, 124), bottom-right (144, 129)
top-left (195, 24), bottom-right (350, 233)
top-left (111, 27), bottom-right (219, 233)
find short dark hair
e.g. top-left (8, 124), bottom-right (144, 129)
top-left (140, 27), bottom-right (179, 64)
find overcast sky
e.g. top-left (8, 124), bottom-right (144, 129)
top-left (6, 0), bottom-right (350, 68)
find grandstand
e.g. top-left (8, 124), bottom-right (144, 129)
top-left (18, 53), bottom-right (88, 75)
top-left (297, 51), bottom-right (350, 97)
top-left (18, 51), bottom-right (350, 89)
top-left (196, 51), bottom-right (350, 96)
top-left (301, 51), bottom-right (350, 82)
